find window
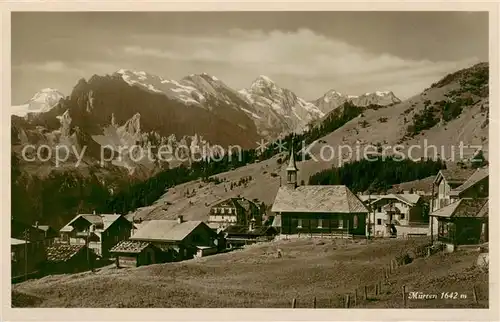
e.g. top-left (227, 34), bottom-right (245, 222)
top-left (317, 219), bottom-right (323, 228)
top-left (228, 208), bottom-right (232, 214)
top-left (11, 251), bottom-right (16, 261)
top-left (377, 207), bottom-right (382, 213)
top-left (221, 208), bottom-right (225, 214)
top-left (377, 219), bottom-right (382, 225)
top-left (353, 215), bottom-right (358, 229)
top-left (400, 213), bottom-right (405, 220)
top-left (338, 219), bottom-right (343, 229)
top-left (297, 219), bottom-right (302, 228)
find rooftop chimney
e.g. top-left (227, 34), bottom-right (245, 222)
top-left (177, 215), bottom-right (184, 224)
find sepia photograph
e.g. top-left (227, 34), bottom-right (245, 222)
top-left (3, 4), bottom-right (498, 320)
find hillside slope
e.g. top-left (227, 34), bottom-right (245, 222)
top-left (127, 63), bottom-right (488, 222)
top-left (12, 238), bottom-right (488, 308)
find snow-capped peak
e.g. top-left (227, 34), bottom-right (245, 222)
top-left (12, 88), bottom-right (65, 117)
top-left (375, 90), bottom-right (392, 97)
top-left (256, 75), bottom-right (274, 83)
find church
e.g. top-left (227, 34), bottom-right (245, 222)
top-left (271, 146), bottom-right (369, 237)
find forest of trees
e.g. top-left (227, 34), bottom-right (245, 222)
top-left (308, 156), bottom-right (447, 193)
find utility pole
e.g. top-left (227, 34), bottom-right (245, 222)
top-left (22, 228), bottom-right (29, 281)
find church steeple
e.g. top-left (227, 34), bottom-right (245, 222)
top-left (286, 138), bottom-right (298, 188)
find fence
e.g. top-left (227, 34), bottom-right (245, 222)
top-left (288, 243), bottom-right (482, 308)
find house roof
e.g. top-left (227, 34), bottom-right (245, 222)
top-left (46, 244), bottom-right (86, 262)
top-left (370, 194), bottom-right (421, 206)
top-left (130, 220), bottom-right (208, 242)
top-left (477, 200), bottom-right (488, 218)
top-left (110, 240), bottom-right (154, 254)
top-left (60, 214), bottom-right (123, 233)
top-left (431, 198), bottom-right (488, 218)
top-left (449, 167), bottom-right (488, 197)
top-left (11, 238), bottom-right (29, 245)
top-left (271, 185), bottom-right (369, 214)
top-left (434, 168), bottom-right (476, 185)
top-left (210, 197), bottom-right (257, 212)
top-left (387, 175), bottom-right (435, 194)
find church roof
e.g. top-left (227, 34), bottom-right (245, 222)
top-left (271, 185), bottom-right (369, 214)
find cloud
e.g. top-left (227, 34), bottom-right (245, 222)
top-left (13, 60), bottom-right (121, 77)
top-left (122, 28), bottom-right (480, 99)
top-left (13, 61), bottom-right (85, 75)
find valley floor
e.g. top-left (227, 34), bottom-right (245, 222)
top-left (12, 238), bottom-right (488, 308)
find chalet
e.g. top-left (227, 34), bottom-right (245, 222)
top-left (430, 166), bottom-right (488, 236)
top-left (432, 168), bottom-right (476, 211)
top-left (430, 198), bottom-right (488, 252)
top-left (125, 216), bottom-right (220, 262)
top-left (361, 194), bottom-right (429, 238)
top-left (34, 224), bottom-right (58, 247)
top-left (11, 218), bottom-right (46, 244)
top-left (110, 240), bottom-right (160, 268)
top-left (271, 147), bottom-right (369, 237)
top-left (11, 238), bottom-right (46, 282)
top-left (42, 244), bottom-right (98, 274)
top-left (208, 197), bottom-right (261, 229)
top-left (59, 213), bottom-right (133, 258)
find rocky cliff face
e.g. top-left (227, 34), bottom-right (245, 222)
top-left (239, 75), bottom-right (326, 137)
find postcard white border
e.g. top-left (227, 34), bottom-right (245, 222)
top-left (1, 1), bottom-right (499, 321)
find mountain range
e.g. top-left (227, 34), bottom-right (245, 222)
top-left (11, 70), bottom-right (400, 175)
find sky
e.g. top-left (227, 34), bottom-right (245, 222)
top-left (11, 11), bottom-right (488, 105)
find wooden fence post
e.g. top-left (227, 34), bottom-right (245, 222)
top-left (473, 285), bottom-right (478, 304)
top-left (364, 285), bottom-right (368, 300)
top-left (345, 294), bottom-right (350, 308)
top-left (292, 298), bottom-right (296, 308)
top-left (313, 296), bottom-right (317, 308)
top-left (375, 283), bottom-right (379, 295)
top-left (402, 285), bottom-right (406, 307)
top-left (379, 281), bottom-right (382, 294)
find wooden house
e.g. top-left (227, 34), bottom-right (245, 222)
top-left (430, 198), bottom-right (488, 252)
top-left (34, 224), bottom-right (58, 247)
top-left (208, 197), bottom-right (261, 229)
top-left (432, 168), bottom-right (476, 211)
top-left (59, 213), bottom-right (133, 258)
top-left (430, 166), bottom-right (488, 236)
top-left (271, 148), bottom-right (369, 237)
top-left (11, 218), bottom-right (46, 244)
top-left (362, 194), bottom-right (429, 238)
top-left (110, 240), bottom-right (160, 268)
top-left (128, 216), bottom-right (220, 262)
top-left (42, 244), bottom-right (97, 274)
top-left (11, 238), bottom-right (46, 282)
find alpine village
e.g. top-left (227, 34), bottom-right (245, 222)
top-left (11, 62), bottom-right (489, 308)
